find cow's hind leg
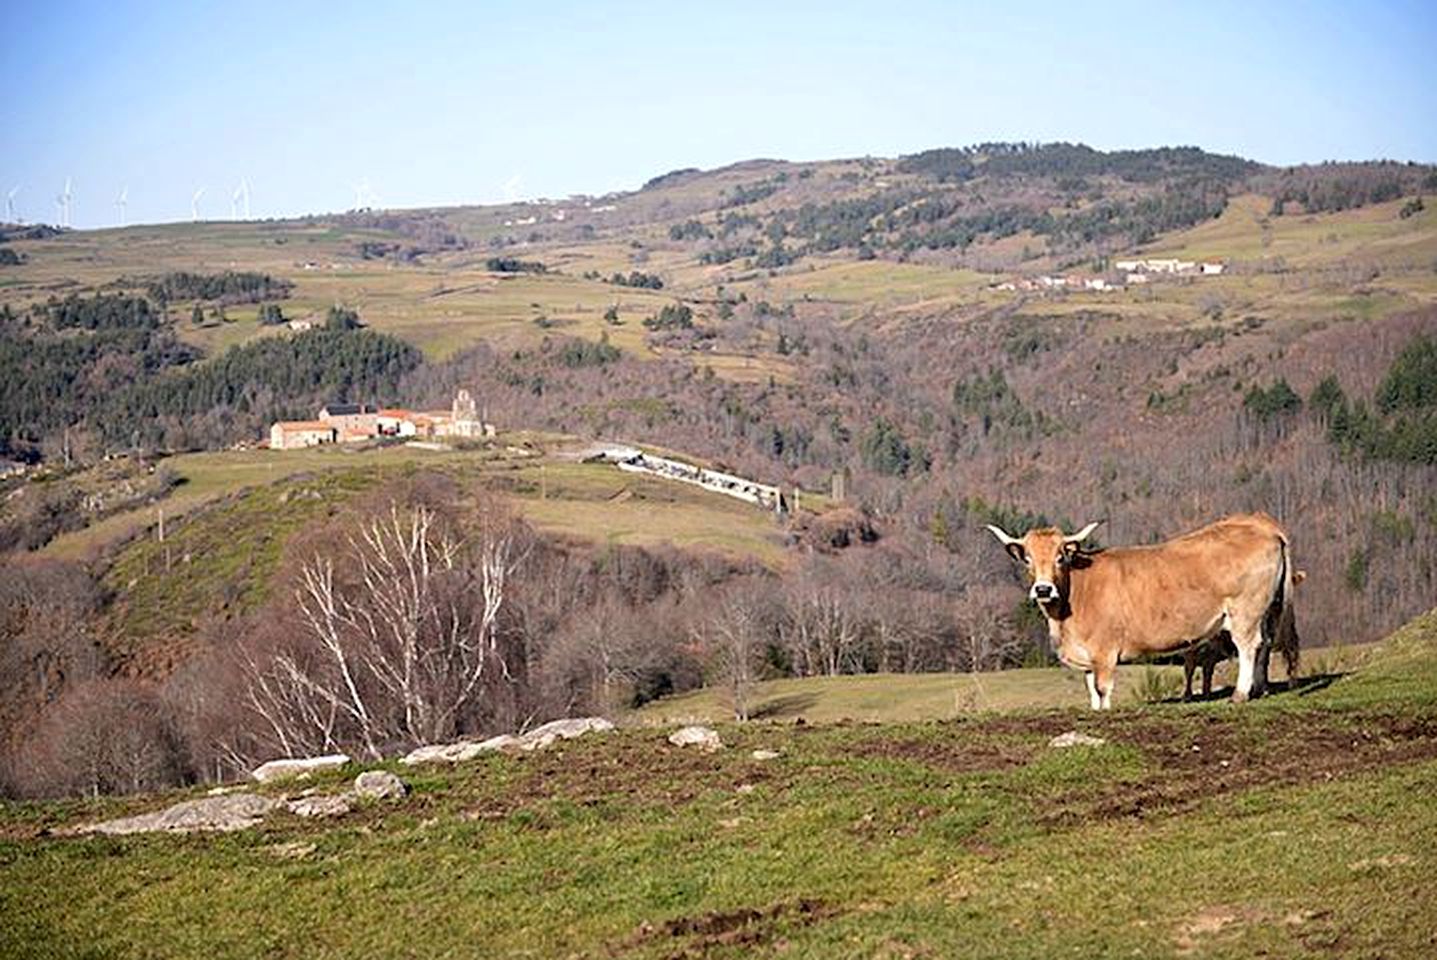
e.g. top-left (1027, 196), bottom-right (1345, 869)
top-left (1253, 634), bottom-right (1273, 699)
top-left (1183, 649), bottom-right (1198, 701)
top-left (1230, 615), bottom-right (1264, 703)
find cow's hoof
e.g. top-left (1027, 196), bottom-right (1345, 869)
top-left (1231, 689), bottom-right (1250, 704)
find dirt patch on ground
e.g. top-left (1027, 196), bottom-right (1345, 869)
top-left (1173, 904), bottom-right (1261, 955)
top-left (961, 713), bottom-right (1081, 739)
top-left (610, 898), bottom-right (836, 959)
top-left (453, 734), bottom-right (798, 823)
top-left (845, 734), bottom-right (1038, 774)
top-left (1042, 709), bottom-right (1437, 825)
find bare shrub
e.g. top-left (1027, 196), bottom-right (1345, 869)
top-left (0, 558), bottom-right (107, 795)
top-left (14, 678), bottom-right (185, 798)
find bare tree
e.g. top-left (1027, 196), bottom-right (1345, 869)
top-left (698, 578), bottom-right (776, 722)
top-left (240, 501), bottom-right (526, 760)
top-left (780, 561), bottom-right (864, 677)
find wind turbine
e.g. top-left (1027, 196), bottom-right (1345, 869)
top-left (5, 185), bottom-right (18, 224)
top-left (191, 187), bottom-right (205, 222)
top-left (58, 177), bottom-right (73, 228)
top-left (116, 186), bottom-right (128, 227)
top-left (351, 178), bottom-right (375, 211)
top-left (232, 178), bottom-right (251, 220)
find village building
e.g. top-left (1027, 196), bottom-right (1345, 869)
top-left (376, 409), bottom-right (422, 438)
top-left (444, 389), bottom-right (490, 439)
top-left (269, 420), bottom-right (337, 450)
top-left (319, 403), bottom-right (378, 441)
top-left (268, 391), bottom-right (493, 450)
top-left (613, 451), bottom-right (786, 513)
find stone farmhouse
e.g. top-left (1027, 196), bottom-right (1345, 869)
top-left (320, 403), bottom-right (379, 442)
top-left (269, 390), bottom-right (494, 451)
top-left (269, 420), bottom-right (337, 450)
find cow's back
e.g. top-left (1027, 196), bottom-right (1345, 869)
top-left (1069, 514), bottom-right (1286, 657)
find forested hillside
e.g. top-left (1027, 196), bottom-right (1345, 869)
top-left (1, 141), bottom-right (1435, 801)
top-left (1, 293), bottom-right (419, 457)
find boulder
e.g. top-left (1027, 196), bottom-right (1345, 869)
top-left (399, 718), bottom-right (613, 765)
top-left (1048, 731), bottom-right (1107, 749)
top-left (399, 734), bottom-right (519, 766)
top-left (251, 754), bottom-right (350, 783)
top-left (353, 770), bottom-right (408, 801)
top-left (77, 793), bottom-right (284, 836)
top-left (668, 726), bottom-right (723, 752)
top-left (286, 793), bottom-right (354, 818)
top-left (516, 717), bottom-right (615, 752)
top-left (751, 749), bottom-right (781, 761)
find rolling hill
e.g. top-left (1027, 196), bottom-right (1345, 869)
top-left (1, 141), bottom-right (1435, 812)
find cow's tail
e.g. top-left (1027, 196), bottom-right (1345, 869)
top-left (1270, 536), bottom-right (1301, 680)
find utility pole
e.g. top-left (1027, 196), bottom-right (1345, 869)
top-left (158, 507), bottom-right (171, 571)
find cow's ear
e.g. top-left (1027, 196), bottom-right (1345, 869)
top-left (1062, 539), bottom-right (1082, 557)
top-left (1006, 542), bottom-right (1027, 564)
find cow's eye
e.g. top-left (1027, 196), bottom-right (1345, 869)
top-left (1055, 553), bottom-right (1068, 567)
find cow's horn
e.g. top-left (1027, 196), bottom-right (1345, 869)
top-left (1064, 521), bottom-right (1102, 544)
top-left (984, 523), bottom-right (1021, 546)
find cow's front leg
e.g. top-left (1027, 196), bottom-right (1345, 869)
top-left (1084, 671), bottom-right (1102, 710)
top-left (1093, 656), bottom-right (1117, 710)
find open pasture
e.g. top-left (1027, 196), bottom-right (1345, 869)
top-left (3, 610), bottom-right (1435, 959)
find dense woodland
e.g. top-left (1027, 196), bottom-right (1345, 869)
top-left (0, 292), bottom-right (420, 458)
top-left (144, 271), bottom-right (292, 306)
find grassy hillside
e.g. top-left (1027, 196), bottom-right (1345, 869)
top-left (60, 437), bottom-right (789, 675)
top-left (40, 439), bottom-right (789, 565)
top-left (3, 145), bottom-right (1435, 831)
top-left (5, 149), bottom-right (1432, 377)
top-left (3, 609), bottom-right (1435, 959)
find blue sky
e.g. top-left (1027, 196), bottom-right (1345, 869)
top-left (3, 0), bottom-right (1434, 227)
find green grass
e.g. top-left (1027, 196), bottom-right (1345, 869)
top-left (101, 468), bottom-right (382, 667)
top-left (4, 610), bottom-right (1435, 958)
top-left (629, 649), bottom-right (1354, 724)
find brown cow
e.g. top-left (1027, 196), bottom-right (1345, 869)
top-left (985, 514), bottom-right (1298, 709)
top-left (1182, 569), bottom-right (1305, 699)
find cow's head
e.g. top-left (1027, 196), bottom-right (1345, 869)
top-left (985, 521), bottom-right (1101, 609)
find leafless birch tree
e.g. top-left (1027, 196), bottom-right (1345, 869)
top-left (241, 502), bottom-right (525, 760)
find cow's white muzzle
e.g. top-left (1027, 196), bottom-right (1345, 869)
top-left (1030, 580), bottom-right (1058, 603)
